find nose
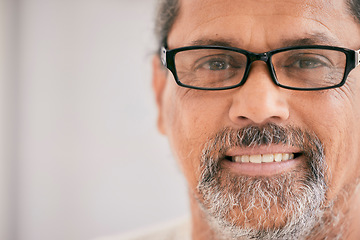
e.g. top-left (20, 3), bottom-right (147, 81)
top-left (228, 63), bottom-right (290, 125)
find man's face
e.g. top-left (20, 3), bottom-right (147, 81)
top-left (153, 0), bottom-right (360, 238)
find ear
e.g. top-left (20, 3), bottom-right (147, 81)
top-left (152, 55), bottom-right (168, 135)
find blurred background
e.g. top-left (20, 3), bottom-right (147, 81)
top-left (0, 0), bottom-right (189, 240)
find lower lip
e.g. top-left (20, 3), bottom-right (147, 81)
top-left (221, 156), bottom-right (303, 176)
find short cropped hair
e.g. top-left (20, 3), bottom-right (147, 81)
top-left (155, 0), bottom-right (179, 51)
top-left (155, 0), bottom-right (360, 52)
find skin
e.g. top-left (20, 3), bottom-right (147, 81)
top-left (153, 0), bottom-right (360, 239)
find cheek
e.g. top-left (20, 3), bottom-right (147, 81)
top-left (162, 86), bottom-right (229, 190)
top-left (293, 88), bottom-right (360, 200)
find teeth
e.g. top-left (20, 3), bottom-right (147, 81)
top-left (262, 154), bottom-right (274, 163)
top-left (250, 155), bottom-right (262, 164)
top-left (241, 155), bottom-right (250, 163)
top-left (232, 153), bottom-right (296, 163)
top-left (274, 153), bottom-right (282, 162)
top-left (234, 156), bottom-right (241, 163)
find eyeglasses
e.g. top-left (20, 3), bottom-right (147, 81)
top-left (161, 45), bottom-right (360, 91)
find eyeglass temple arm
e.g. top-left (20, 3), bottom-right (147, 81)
top-left (355, 49), bottom-right (360, 67)
top-left (160, 47), bottom-right (167, 66)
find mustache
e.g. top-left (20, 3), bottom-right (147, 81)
top-left (202, 123), bottom-right (309, 157)
top-left (200, 123), bottom-right (326, 179)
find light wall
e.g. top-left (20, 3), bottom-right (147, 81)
top-left (0, 0), bottom-right (17, 239)
top-left (3, 1), bottom-right (189, 240)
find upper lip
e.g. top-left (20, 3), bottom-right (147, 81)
top-left (225, 145), bottom-right (302, 157)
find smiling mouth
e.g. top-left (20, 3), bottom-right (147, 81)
top-left (222, 152), bottom-right (304, 176)
top-left (225, 152), bottom-right (302, 164)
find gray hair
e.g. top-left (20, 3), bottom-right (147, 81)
top-left (155, 0), bottom-right (360, 52)
top-left (348, 0), bottom-right (360, 22)
top-left (154, 0), bottom-right (179, 52)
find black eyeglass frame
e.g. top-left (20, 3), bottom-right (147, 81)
top-left (161, 45), bottom-right (360, 91)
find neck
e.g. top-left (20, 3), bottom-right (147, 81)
top-left (189, 193), bottom-right (217, 240)
top-left (318, 182), bottom-right (360, 240)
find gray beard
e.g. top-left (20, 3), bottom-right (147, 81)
top-left (196, 124), bottom-right (330, 240)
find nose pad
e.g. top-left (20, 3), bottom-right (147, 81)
top-left (229, 63), bottom-right (290, 125)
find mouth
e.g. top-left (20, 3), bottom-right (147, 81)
top-left (222, 152), bottom-right (304, 176)
top-left (225, 152), bottom-right (302, 163)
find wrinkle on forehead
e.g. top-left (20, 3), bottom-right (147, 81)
top-left (180, 0), bottom-right (343, 20)
top-left (189, 33), bottom-right (341, 50)
top-left (169, 0), bottom-right (357, 50)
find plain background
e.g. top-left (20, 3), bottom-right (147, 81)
top-left (0, 0), bottom-right (189, 240)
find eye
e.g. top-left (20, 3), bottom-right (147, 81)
top-left (195, 56), bottom-right (232, 71)
top-left (294, 58), bottom-right (325, 69)
top-left (203, 59), bottom-right (230, 70)
top-left (284, 54), bottom-right (332, 69)
top-left (194, 54), bottom-right (244, 71)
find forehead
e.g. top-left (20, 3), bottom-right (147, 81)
top-left (180, 0), bottom-right (342, 18)
top-left (168, 0), bottom-right (360, 51)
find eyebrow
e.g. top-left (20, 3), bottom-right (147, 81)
top-left (190, 38), bottom-right (236, 47)
top-left (281, 33), bottom-right (341, 47)
top-left (189, 32), bottom-right (341, 49)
